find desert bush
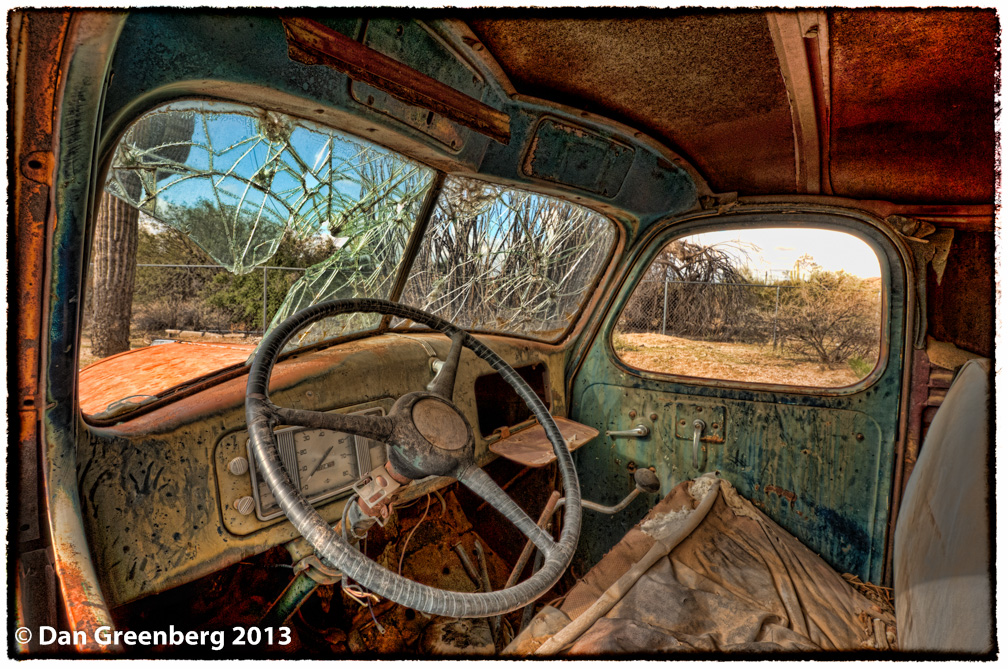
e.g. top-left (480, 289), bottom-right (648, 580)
top-left (132, 299), bottom-right (234, 333)
top-left (131, 214), bottom-right (338, 334)
top-left (776, 270), bottom-right (880, 366)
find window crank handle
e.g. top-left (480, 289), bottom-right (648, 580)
top-left (692, 419), bottom-right (706, 469)
top-left (605, 424), bottom-right (650, 438)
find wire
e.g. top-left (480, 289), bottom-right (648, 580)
top-left (368, 601), bottom-right (385, 634)
top-left (398, 494), bottom-right (432, 576)
top-left (544, 594), bottom-right (567, 610)
top-left (432, 489), bottom-right (447, 517)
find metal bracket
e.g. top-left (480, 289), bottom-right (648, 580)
top-left (352, 465), bottom-right (401, 526)
top-left (293, 554), bottom-right (343, 586)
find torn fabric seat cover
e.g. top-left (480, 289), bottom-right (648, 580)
top-left (894, 358), bottom-right (992, 652)
top-left (525, 475), bottom-right (895, 653)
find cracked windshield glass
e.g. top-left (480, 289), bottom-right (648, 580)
top-left (80, 101), bottom-right (615, 418)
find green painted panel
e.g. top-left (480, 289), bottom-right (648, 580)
top-left (573, 384), bottom-right (888, 580)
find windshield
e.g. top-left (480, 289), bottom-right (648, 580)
top-left (81, 100), bottom-right (616, 417)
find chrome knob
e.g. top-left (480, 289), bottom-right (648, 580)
top-left (228, 456), bottom-right (249, 476)
top-left (235, 496), bottom-right (255, 516)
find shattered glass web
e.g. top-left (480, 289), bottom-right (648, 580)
top-left (399, 176), bottom-right (616, 340)
top-left (105, 101), bottom-right (435, 344)
top-left (105, 100), bottom-right (436, 267)
top-left (105, 101), bottom-right (616, 349)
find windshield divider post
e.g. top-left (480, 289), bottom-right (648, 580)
top-left (380, 171), bottom-right (446, 332)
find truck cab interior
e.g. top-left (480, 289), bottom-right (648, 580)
top-left (10, 9), bottom-right (996, 657)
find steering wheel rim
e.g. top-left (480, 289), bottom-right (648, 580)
top-left (245, 298), bottom-right (581, 617)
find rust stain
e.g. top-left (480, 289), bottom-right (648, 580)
top-left (764, 483), bottom-right (798, 506)
top-left (79, 341), bottom-right (256, 416)
top-left (281, 16), bottom-right (510, 145)
top-left (52, 537), bottom-right (119, 653)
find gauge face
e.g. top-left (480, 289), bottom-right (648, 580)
top-left (247, 408), bottom-right (385, 521)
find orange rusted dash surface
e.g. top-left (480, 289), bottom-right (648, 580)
top-left (78, 341), bottom-right (256, 416)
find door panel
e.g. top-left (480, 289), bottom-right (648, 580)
top-left (569, 212), bottom-right (908, 584)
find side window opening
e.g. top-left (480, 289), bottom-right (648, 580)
top-left (613, 227), bottom-right (884, 388)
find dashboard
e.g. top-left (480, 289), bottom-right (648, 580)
top-left (78, 332), bottom-right (566, 607)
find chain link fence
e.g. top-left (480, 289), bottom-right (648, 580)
top-left (130, 263), bottom-right (307, 335)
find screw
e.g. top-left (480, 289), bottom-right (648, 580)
top-left (629, 410), bottom-right (637, 418)
top-left (649, 413), bottom-right (658, 421)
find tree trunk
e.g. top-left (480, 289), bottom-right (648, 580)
top-left (90, 192), bottom-right (139, 358)
top-left (89, 111), bottom-right (195, 359)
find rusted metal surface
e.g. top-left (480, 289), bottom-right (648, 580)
top-left (489, 417), bottom-right (596, 467)
top-left (763, 484), bottom-right (798, 506)
top-left (281, 16), bottom-right (511, 145)
top-left (11, 8), bottom-right (69, 555)
top-left (470, 10), bottom-right (995, 204)
top-left (887, 346), bottom-right (931, 576)
top-left (35, 11), bottom-right (132, 651)
top-left (765, 11), bottom-right (830, 194)
top-left (10, 9), bottom-right (122, 654)
top-left (829, 10), bottom-right (997, 204)
top-left (521, 117), bottom-right (635, 197)
top-left (78, 341), bottom-right (256, 417)
top-left (470, 13), bottom-right (797, 195)
top-left (926, 230), bottom-right (995, 357)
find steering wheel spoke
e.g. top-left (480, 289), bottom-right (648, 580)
top-left (271, 405), bottom-right (394, 443)
top-left (427, 330), bottom-right (465, 400)
top-left (457, 465), bottom-right (556, 557)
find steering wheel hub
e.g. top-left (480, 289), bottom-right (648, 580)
top-left (412, 397), bottom-right (469, 452)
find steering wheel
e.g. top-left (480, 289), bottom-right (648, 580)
top-left (245, 299), bottom-right (582, 617)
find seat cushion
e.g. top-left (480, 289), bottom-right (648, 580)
top-left (544, 477), bottom-right (894, 653)
top-left (893, 358), bottom-right (992, 652)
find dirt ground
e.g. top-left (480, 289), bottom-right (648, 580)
top-left (614, 332), bottom-right (865, 387)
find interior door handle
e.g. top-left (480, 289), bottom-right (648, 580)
top-left (605, 424), bottom-right (650, 438)
top-left (692, 419), bottom-right (706, 469)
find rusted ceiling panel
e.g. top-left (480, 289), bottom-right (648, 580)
top-left (468, 13), bottom-right (797, 195)
top-left (829, 10), bottom-right (997, 204)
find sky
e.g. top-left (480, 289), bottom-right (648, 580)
top-left (685, 227), bottom-right (882, 279)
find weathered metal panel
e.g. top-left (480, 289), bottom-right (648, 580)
top-left (100, 12), bottom-right (697, 233)
top-left (575, 384), bottom-right (889, 578)
top-left (26, 10), bottom-right (126, 652)
top-left (78, 335), bottom-right (568, 606)
top-left (522, 117), bottom-right (635, 197)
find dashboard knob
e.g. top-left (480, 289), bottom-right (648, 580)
top-left (235, 496), bottom-right (255, 516)
top-left (228, 457), bottom-right (250, 476)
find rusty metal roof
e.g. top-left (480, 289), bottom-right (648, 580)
top-left (468, 9), bottom-right (997, 204)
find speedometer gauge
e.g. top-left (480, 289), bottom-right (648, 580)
top-left (246, 407), bottom-right (384, 521)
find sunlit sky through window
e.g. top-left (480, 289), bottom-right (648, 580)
top-left (686, 228), bottom-right (882, 280)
